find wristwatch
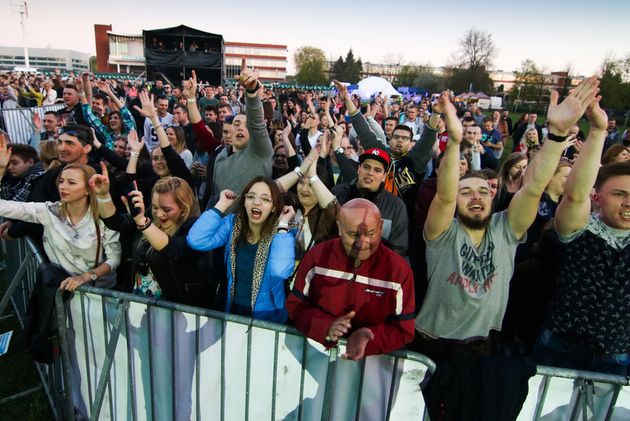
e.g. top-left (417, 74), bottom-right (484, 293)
top-left (87, 271), bottom-right (98, 282)
top-left (335, 147), bottom-right (344, 155)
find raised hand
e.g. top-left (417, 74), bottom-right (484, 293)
top-left (133, 90), bottom-right (157, 120)
top-left (32, 112), bottom-right (42, 131)
top-left (279, 205), bottom-right (296, 224)
top-left (437, 91), bottom-right (463, 144)
top-left (216, 189), bottom-right (237, 212)
top-left (88, 161), bottom-right (110, 196)
top-left (342, 327), bottom-right (374, 360)
top-left (547, 76), bottom-right (600, 135)
top-left (326, 310), bottom-right (355, 342)
top-left (127, 129), bottom-right (144, 153)
top-left (332, 80), bottom-right (349, 100)
top-left (182, 70), bottom-right (197, 99)
top-left (584, 95), bottom-right (608, 132)
top-left (128, 188), bottom-right (146, 225)
top-left (237, 58), bottom-right (260, 92)
top-left (0, 133), bottom-right (12, 169)
top-left (330, 125), bottom-right (342, 151)
top-left (96, 80), bottom-right (113, 95)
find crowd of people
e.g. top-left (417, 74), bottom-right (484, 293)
top-left (0, 61), bottom-right (628, 390)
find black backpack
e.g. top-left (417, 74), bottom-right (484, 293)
top-left (23, 263), bottom-right (71, 364)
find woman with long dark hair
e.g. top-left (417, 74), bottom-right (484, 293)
top-left (187, 176), bottom-right (296, 322)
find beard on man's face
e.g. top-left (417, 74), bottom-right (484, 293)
top-left (457, 211), bottom-right (491, 230)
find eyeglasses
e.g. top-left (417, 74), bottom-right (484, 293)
top-left (244, 192), bottom-right (273, 204)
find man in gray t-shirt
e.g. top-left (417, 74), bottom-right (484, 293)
top-left (413, 82), bottom-right (600, 357)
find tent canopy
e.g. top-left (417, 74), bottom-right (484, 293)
top-left (353, 76), bottom-right (400, 100)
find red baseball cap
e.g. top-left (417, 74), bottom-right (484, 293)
top-left (359, 148), bottom-right (391, 170)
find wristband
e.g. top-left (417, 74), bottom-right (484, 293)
top-left (137, 217), bottom-right (152, 231)
top-left (308, 175), bottom-right (320, 183)
top-left (246, 81), bottom-right (262, 94)
top-left (130, 151), bottom-right (140, 157)
top-left (277, 221), bottom-right (289, 230)
top-left (293, 166), bottom-right (304, 179)
top-left (187, 98), bottom-right (196, 103)
top-left (277, 227), bottom-right (288, 233)
top-left (546, 132), bottom-right (569, 142)
top-left (96, 196), bottom-right (112, 203)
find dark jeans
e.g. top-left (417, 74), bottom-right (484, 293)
top-left (532, 329), bottom-right (629, 376)
top-left (409, 331), bottom-right (495, 362)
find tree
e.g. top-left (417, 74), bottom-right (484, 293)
top-left (511, 59), bottom-right (546, 105)
top-left (394, 65), bottom-right (426, 87)
top-left (447, 28), bottom-right (497, 94)
top-left (330, 49), bottom-right (363, 83)
top-left (294, 46), bottom-right (328, 85)
top-left (445, 67), bottom-right (494, 94)
top-left (413, 72), bottom-right (447, 93)
top-left (454, 28), bottom-right (496, 70)
top-left (89, 56), bottom-right (97, 73)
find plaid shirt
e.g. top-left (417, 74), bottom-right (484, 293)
top-left (81, 104), bottom-right (136, 149)
top-left (0, 168), bottom-right (45, 202)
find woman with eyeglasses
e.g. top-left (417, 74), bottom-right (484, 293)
top-left (90, 164), bottom-right (216, 307)
top-left (187, 176), bottom-right (296, 322)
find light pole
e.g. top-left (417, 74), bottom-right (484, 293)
top-left (11, 0), bottom-right (30, 68)
top-left (513, 85), bottom-right (521, 113)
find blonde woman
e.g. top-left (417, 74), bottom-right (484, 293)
top-left (0, 163), bottom-right (120, 290)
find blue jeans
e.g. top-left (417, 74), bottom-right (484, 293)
top-left (532, 329), bottom-right (629, 376)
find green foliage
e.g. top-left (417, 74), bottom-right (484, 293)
top-left (294, 46), bottom-right (328, 85)
top-left (511, 59), bottom-right (546, 105)
top-left (599, 57), bottom-right (630, 110)
top-left (330, 49), bottom-right (363, 83)
top-left (393, 64), bottom-right (446, 92)
top-left (445, 66), bottom-right (494, 94)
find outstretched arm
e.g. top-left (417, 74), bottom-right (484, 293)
top-left (508, 76), bottom-right (600, 239)
top-left (424, 92), bottom-right (463, 241)
top-left (238, 59), bottom-right (273, 159)
top-left (555, 95), bottom-right (608, 236)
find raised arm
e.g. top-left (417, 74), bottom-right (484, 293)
top-left (555, 93), bottom-right (608, 236)
top-left (275, 149), bottom-right (317, 191)
top-left (508, 76), bottom-right (600, 239)
top-left (408, 113), bottom-right (441, 176)
top-left (424, 92), bottom-right (463, 241)
top-left (97, 80), bottom-right (124, 111)
top-left (237, 59), bottom-right (273, 159)
top-left (333, 80), bottom-right (380, 150)
top-left (184, 71), bottom-right (220, 153)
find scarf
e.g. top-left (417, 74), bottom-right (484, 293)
top-left (229, 214), bottom-right (279, 309)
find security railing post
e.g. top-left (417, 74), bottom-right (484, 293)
top-left (55, 289), bottom-right (76, 421)
top-left (89, 298), bottom-right (128, 421)
top-left (321, 347), bottom-right (339, 421)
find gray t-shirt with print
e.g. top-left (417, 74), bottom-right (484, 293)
top-left (415, 211), bottom-right (524, 341)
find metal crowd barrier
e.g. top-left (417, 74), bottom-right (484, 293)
top-left (0, 236), bottom-right (65, 419)
top-left (2, 237), bottom-right (630, 420)
top-left (0, 104), bottom-right (65, 144)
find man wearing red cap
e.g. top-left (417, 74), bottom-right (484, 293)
top-left (286, 198), bottom-right (415, 360)
top-left (331, 146), bottom-right (409, 255)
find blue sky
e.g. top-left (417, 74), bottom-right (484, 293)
top-left (2, 0), bottom-right (629, 75)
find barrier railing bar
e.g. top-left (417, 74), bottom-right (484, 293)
top-left (100, 298), bottom-right (115, 419)
top-left (298, 335), bottom-right (307, 421)
top-left (170, 310), bottom-right (176, 421)
top-left (270, 331), bottom-right (279, 421)
top-left (89, 299), bottom-right (128, 421)
top-left (604, 385), bottom-right (621, 421)
top-left (384, 356), bottom-right (400, 421)
top-left (124, 305), bottom-right (138, 421)
top-left (354, 357), bottom-right (367, 421)
top-left (533, 376), bottom-right (550, 420)
top-left (195, 314), bottom-right (200, 421)
top-left (80, 293), bottom-right (94, 415)
top-left (0, 253), bottom-right (32, 317)
top-left (56, 291), bottom-right (77, 420)
top-left (568, 378), bottom-right (586, 421)
top-left (0, 385), bottom-right (43, 403)
top-left (536, 365), bottom-right (629, 386)
top-left (245, 325), bottom-right (252, 421)
top-left (220, 319), bottom-right (226, 421)
top-left (146, 304), bottom-right (156, 421)
top-left (321, 347), bottom-right (339, 421)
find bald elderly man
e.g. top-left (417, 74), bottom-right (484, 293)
top-left (286, 198), bottom-right (415, 360)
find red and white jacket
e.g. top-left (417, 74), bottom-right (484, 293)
top-left (286, 238), bottom-right (415, 356)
